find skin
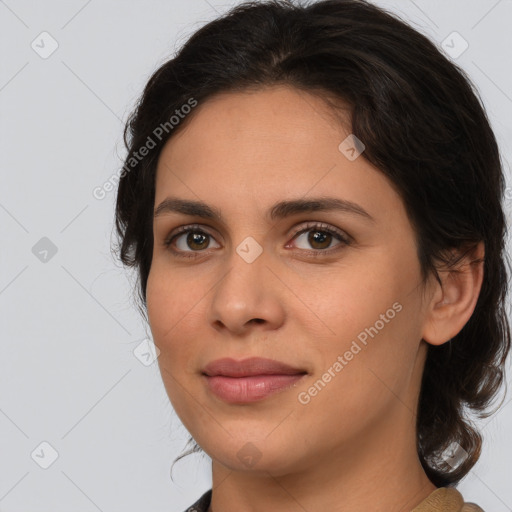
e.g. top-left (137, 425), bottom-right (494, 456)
top-left (146, 85), bottom-right (484, 512)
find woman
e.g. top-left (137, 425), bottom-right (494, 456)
top-left (114, 0), bottom-right (511, 510)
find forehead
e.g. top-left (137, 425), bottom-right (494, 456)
top-left (153, 85), bottom-right (403, 229)
top-left (160, 85), bottom-right (350, 160)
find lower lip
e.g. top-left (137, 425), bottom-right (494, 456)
top-left (203, 374), bottom-right (307, 403)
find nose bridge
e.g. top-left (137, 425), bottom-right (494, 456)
top-left (215, 242), bottom-right (267, 310)
top-left (208, 241), bottom-right (284, 333)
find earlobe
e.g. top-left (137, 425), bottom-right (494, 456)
top-left (421, 242), bottom-right (485, 347)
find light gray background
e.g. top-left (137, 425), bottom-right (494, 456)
top-left (1, 1), bottom-right (511, 511)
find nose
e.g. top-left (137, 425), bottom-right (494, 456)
top-left (207, 247), bottom-right (286, 336)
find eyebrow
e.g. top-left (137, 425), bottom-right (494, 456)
top-left (154, 196), bottom-right (375, 223)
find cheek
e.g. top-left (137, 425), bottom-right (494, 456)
top-left (299, 263), bottom-right (401, 348)
top-left (147, 259), bottom-right (198, 324)
top-left (301, 253), bottom-right (423, 397)
top-left (146, 265), bottom-right (204, 362)
top-left (294, 303), bottom-right (421, 445)
top-left (146, 267), bottom-right (206, 424)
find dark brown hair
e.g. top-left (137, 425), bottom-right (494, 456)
top-left (114, 0), bottom-right (511, 487)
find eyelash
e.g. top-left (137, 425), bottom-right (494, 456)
top-left (163, 222), bottom-right (351, 260)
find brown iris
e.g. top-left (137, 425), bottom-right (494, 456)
top-left (187, 232), bottom-right (210, 250)
top-left (307, 230), bottom-right (332, 250)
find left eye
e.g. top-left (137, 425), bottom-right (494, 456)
top-left (288, 223), bottom-right (349, 251)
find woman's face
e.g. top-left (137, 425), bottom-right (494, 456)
top-left (147, 85), bottom-right (435, 475)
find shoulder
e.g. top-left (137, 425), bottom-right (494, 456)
top-left (412, 487), bottom-right (485, 511)
top-left (181, 489), bottom-right (212, 512)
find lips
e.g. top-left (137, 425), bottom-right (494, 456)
top-left (201, 357), bottom-right (308, 403)
top-left (202, 357), bottom-right (307, 377)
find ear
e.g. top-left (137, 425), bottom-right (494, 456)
top-left (422, 241), bottom-right (485, 346)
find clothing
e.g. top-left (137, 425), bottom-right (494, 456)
top-left (181, 486), bottom-right (484, 512)
top-left (412, 487), bottom-right (484, 511)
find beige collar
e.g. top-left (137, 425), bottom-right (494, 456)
top-left (411, 487), bottom-right (483, 512)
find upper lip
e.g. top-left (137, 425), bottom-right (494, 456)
top-left (202, 357), bottom-right (307, 377)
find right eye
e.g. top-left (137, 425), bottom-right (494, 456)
top-left (164, 225), bottom-right (221, 258)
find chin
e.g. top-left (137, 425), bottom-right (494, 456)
top-left (202, 434), bottom-right (308, 476)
